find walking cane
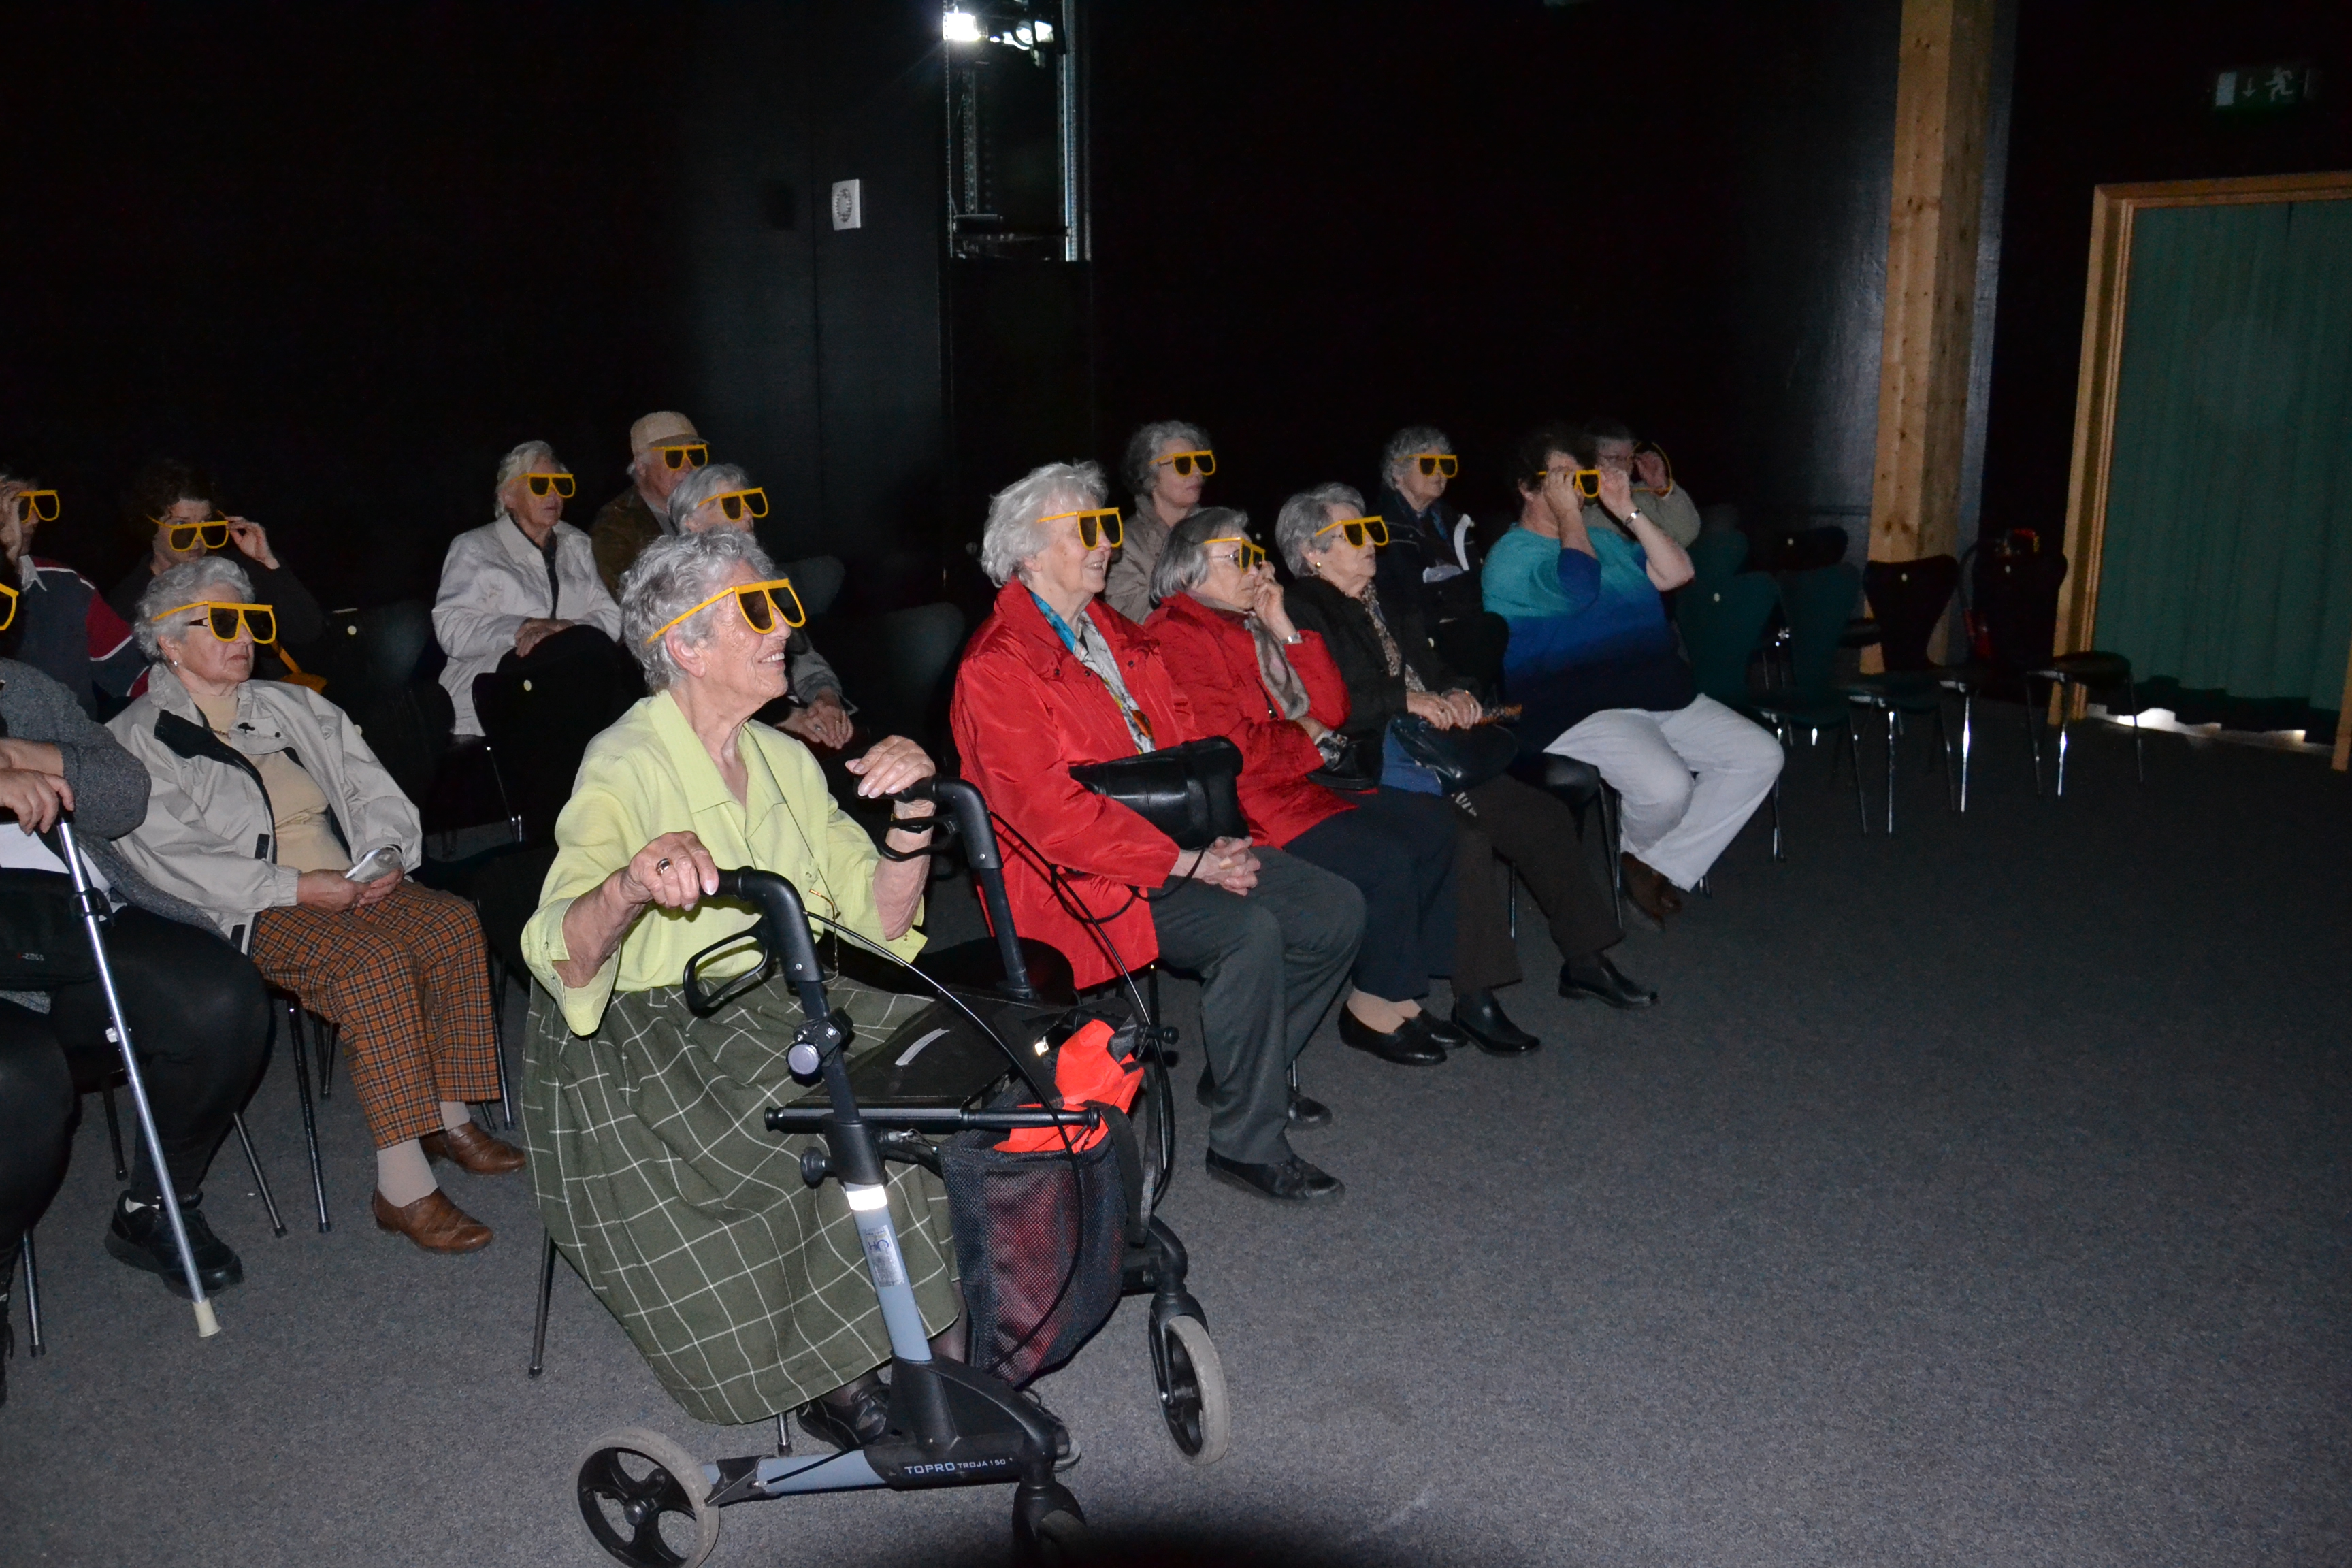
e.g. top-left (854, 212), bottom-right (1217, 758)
top-left (54, 819), bottom-right (220, 1338)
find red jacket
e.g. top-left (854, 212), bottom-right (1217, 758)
top-left (951, 582), bottom-right (1201, 990)
top-left (1142, 592), bottom-right (1354, 850)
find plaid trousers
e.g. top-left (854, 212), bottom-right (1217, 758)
top-left (251, 881), bottom-right (501, 1148)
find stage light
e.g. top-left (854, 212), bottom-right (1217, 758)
top-left (942, 8), bottom-right (981, 42)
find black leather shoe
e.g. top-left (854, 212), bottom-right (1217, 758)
top-left (1288, 1090), bottom-right (1332, 1128)
top-left (1412, 1011), bottom-right (1470, 1050)
top-left (1450, 990), bottom-right (1541, 1054)
top-left (1338, 1007), bottom-right (1446, 1066)
top-left (1205, 1149), bottom-right (1344, 1202)
top-left (105, 1192), bottom-right (243, 1298)
top-left (798, 1375), bottom-right (893, 1450)
top-left (1561, 953), bottom-right (1659, 1009)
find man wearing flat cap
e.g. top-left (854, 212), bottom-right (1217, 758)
top-left (591, 410), bottom-right (709, 593)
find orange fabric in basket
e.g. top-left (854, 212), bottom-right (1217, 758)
top-left (996, 1018), bottom-right (1140, 1152)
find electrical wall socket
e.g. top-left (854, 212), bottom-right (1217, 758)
top-left (830, 179), bottom-right (862, 230)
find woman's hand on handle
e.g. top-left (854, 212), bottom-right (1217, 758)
top-left (621, 831), bottom-right (723, 913)
top-left (0, 768), bottom-right (73, 834)
top-left (843, 736), bottom-right (938, 808)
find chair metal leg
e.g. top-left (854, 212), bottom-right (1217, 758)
top-left (2129, 678), bottom-right (2145, 783)
top-left (101, 1083), bottom-right (127, 1180)
top-left (2055, 678), bottom-right (2073, 798)
top-left (529, 1232), bottom-right (557, 1377)
top-left (1601, 787), bottom-right (1624, 920)
top-left (1505, 863), bottom-right (1518, 941)
top-left (488, 954), bottom-right (517, 1131)
top-left (315, 1021), bottom-right (336, 1100)
top-left (284, 1001), bottom-right (331, 1233)
top-left (1769, 774), bottom-right (1784, 862)
top-left (483, 740), bottom-right (525, 845)
top-left (1937, 702), bottom-right (1958, 811)
top-left (2024, 677), bottom-right (2045, 796)
top-left (1884, 708), bottom-right (1898, 834)
top-left (19, 1232), bottom-right (42, 1357)
top-left (229, 1112), bottom-right (287, 1239)
top-left (1842, 726), bottom-right (1869, 832)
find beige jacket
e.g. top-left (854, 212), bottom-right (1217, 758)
top-left (1102, 501), bottom-right (1196, 624)
top-left (107, 666), bottom-right (423, 949)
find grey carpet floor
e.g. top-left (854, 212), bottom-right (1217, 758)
top-left (3, 710), bottom-right (2347, 1566)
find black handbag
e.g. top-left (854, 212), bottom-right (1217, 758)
top-left (1069, 737), bottom-right (1246, 850)
top-left (0, 868), bottom-right (98, 988)
top-left (1387, 713), bottom-right (1519, 794)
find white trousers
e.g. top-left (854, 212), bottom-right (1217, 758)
top-left (1546, 694), bottom-right (1784, 889)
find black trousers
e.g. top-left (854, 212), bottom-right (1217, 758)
top-left (1149, 849), bottom-right (1362, 1165)
top-left (0, 906), bottom-right (272, 1256)
top-left (1284, 787), bottom-right (1457, 1002)
top-left (1451, 774), bottom-right (1623, 993)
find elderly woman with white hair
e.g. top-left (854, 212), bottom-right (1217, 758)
top-left (666, 462), bottom-right (853, 750)
top-left (1371, 425), bottom-right (1509, 695)
top-left (518, 527), bottom-right (967, 1447)
top-left (1102, 419), bottom-right (1213, 623)
top-left (432, 439), bottom-right (624, 738)
top-left (109, 557), bottom-right (519, 1255)
top-left (951, 461), bottom-right (1362, 1205)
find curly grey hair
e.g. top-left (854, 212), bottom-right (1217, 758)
top-left (1150, 508), bottom-right (1254, 605)
top-left (977, 461), bottom-right (1107, 588)
top-left (1275, 483), bottom-right (1366, 575)
top-left (666, 462), bottom-right (754, 530)
top-left (137, 557), bottom-right (255, 659)
top-left (1120, 419), bottom-right (1211, 500)
top-left (493, 440), bottom-right (566, 521)
top-left (620, 527), bottom-right (780, 691)
top-left (1379, 426), bottom-right (1453, 490)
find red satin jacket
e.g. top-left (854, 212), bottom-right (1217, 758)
top-left (951, 582), bottom-right (1200, 990)
top-left (1142, 592), bottom-right (1354, 850)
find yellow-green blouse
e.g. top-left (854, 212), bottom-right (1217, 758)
top-left (523, 689), bottom-right (924, 1036)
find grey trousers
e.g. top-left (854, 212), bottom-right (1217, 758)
top-left (1149, 848), bottom-right (1365, 1165)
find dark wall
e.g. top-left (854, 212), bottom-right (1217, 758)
top-left (1980, 0), bottom-right (2352, 543)
top-left (0, 2), bottom-right (947, 613)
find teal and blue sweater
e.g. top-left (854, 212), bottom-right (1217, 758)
top-left (1482, 525), bottom-right (1693, 742)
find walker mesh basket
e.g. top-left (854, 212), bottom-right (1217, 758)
top-left (936, 1114), bottom-right (1131, 1388)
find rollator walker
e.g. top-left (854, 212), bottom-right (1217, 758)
top-left (572, 778), bottom-right (1225, 1568)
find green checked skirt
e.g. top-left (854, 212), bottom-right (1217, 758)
top-left (521, 974), bottom-right (962, 1426)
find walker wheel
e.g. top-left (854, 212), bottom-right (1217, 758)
top-left (1028, 1508), bottom-right (1092, 1566)
top-left (1152, 1313), bottom-right (1230, 1465)
top-left (575, 1426), bottom-right (721, 1568)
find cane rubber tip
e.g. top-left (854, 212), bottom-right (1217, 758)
top-left (195, 1301), bottom-right (221, 1337)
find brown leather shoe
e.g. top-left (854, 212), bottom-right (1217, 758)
top-left (372, 1189), bottom-right (493, 1254)
top-left (421, 1122), bottom-right (527, 1176)
top-left (1620, 853), bottom-right (1684, 924)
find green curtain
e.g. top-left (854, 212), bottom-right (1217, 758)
top-left (2094, 197), bottom-right (2352, 732)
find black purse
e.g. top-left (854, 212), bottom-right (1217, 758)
top-left (0, 868), bottom-right (98, 988)
top-left (1387, 713), bottom-right (1519, 794)
top-left (1069, 737), bottom-right (1247, 850)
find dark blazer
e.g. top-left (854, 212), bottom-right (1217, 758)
top-left (1285, 576), bottom-right (1471, 742)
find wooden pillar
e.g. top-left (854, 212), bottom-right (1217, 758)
top-left (1866, 0), bottom-right (1997, 661)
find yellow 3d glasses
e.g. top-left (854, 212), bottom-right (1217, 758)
top-left (1205, 535), bottom-right (1265, 570)
top-left (524, 472), bottom-right (576, 498)
top-left (642, 577), bottom-right (806, 646)
top-left (1313, 515), bottom-right (1388, 548)
top-left (12, 489), bottom-right (61, 524)
top-left (1539, 467), bottom-right (1603, 499)
top-left (157, 600), bottom-right (278, 644)
top-left (1042, 508), bottom-right (1123, 549)
top-left (709, 487), bottom-right (767, 522)
top-left (1635, 440), bottom-right (1675, 495)
top-left (0, 580), bottom-right (16, 634)
top-left (1154, 449), bottom-right (1215, 478)
top-left (160, 518), bottom-right (231, 553)
top-left (655, 443), bottom-right (710, 471)
top-left (1413, 453), bottom-right (1458, 478)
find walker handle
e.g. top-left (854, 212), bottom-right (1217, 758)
top-left (883, 777), bottom-right (1035, 1001)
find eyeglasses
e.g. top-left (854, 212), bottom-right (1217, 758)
top-left (1205, 535), bottom-right (1266, 570)
top-left (655, 443), bottom-right (710, 471)
top-left (157, 600), bottom-right (278, 644)
top-left (524, 472), bottom-right (576, 498)
top-left (643, 577), bottom-right (806, 646)
top-left (1154, 449), bottom-right (1215, 478)
top-left (1635, 441), bottom-right (1676, 495)
top-left (0, 581), bottom-right (16, 634)
top-left (1539, 468), bottom-right (1603, 499)
top-left (708, 487), bottom-right (768, 522)
top-left (160, 519), bottom-right (231, 553)
top-left (1313, 515), bottom-right (1389, 549)
top-left (1041, 507), bottom-right (1124, 549)
top-left (12, 490), bottom-right (60, 524)
top-left (1413, 453), bottom-right (1458, 478)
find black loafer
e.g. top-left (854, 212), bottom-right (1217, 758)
top-left (1412, 1011), bottom-right (1470, 1050)
top-left (1205, 1149), bottom-right (1345, 1202)
top-left (798, 1375), bottom-right (894, 1450)
top-left (1450, 990), bottom-right (1541, 1055)
top-left (1561, 954), bottom-right (1659, 1009)
top-left (105, 1193), bottom-right (243, 1298)
top-left (1338, 1007), bottom-right (1446, 1066)
top-left (1288, 1090), bottom-right (1333, 1128)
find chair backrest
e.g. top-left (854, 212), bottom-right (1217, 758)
top-left (307, 600), bottom-right (434, 710)
top-left (472, 636), bottom-right (645, 845)
top-left (1676, 573), bottom-right (1778, 706)
top-left (1687, 531), bottom-right (1749, 584)
top-left (1970, 541), bottom-right (2067, 673)
top-left (1750, 523), bottom-right (1850, 574)
top-left (1862, 555), bottom-right (1960, 672)
top-left (1778, 562), bottom-right (1861, 692)
top-left (828, 602), bottom-right (968, 745)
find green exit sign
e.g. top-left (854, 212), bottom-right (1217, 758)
top-left (2212, 64), bottom-right (2318, 115)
